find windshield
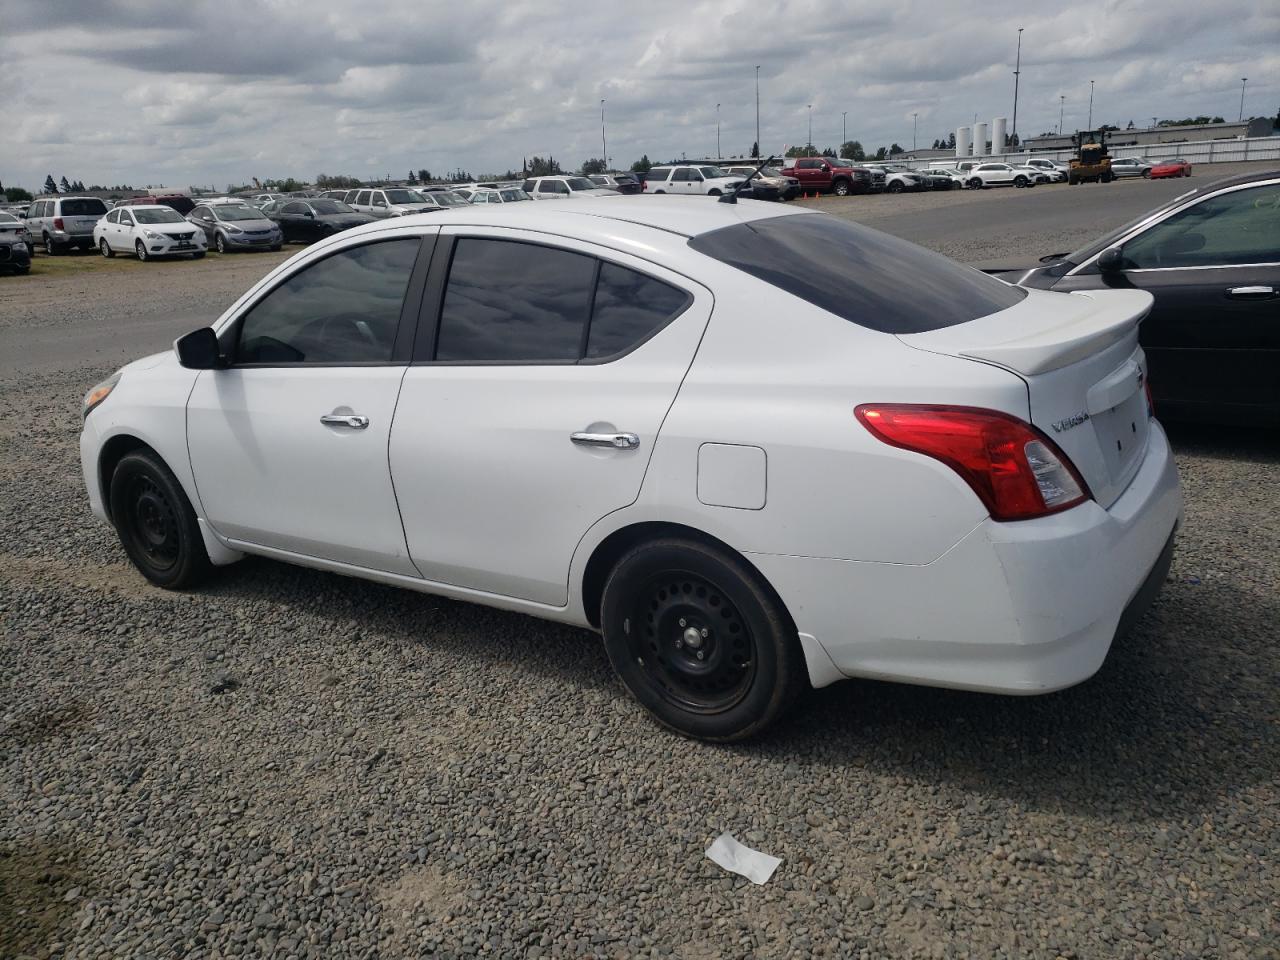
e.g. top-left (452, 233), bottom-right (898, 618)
top-left (385, 190), bottom-right (423, 204)
top-left (688, 213), bottom-right (1025, 334)
top-left (215, 205), bottom-right (263, 222)
top-left (61, 198), bottom-right (108, 216)
top-left (499, 189), bottom-right (529, 201)
top-left (699, 166), bottom-right (727, 179)
top-left (133, 207), bottom-right (186, 224)
top-left (566, 178), bottom-right (598, 191)
top-left (310, 200), bottom-right (351, 214)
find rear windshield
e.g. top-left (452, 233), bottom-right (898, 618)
top-left (61, 198), bottom-right (108, 216)
top-left (688, 213), bottom-right (1025, 334)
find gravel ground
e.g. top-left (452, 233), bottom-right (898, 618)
top-left (2, 203), bottom-right (1278, 959)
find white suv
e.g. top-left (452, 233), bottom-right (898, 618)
top-left (965, 163), bottom-right (1039, 189)
top-left (343, 188), bottom-right (436, 218)
top-left (522, 177), bottom-right (617, 200)
top-left (643, 165), bottom-right (745, 196)
top-left (1023, 158), bottom-right (1069, 182)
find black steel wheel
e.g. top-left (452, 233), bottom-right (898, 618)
top-left (109, 450), bottom-right (212, 589)
top-left (601, 538), bottom-right (805, 741)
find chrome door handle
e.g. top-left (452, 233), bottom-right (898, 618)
top-left (1226, 285), bottom-right (1276, 299)
top-left (571, 431), bottom-right (640, 450)
top-left (320, 414), bottom-right (370, 429)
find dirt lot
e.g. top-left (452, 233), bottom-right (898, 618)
top-left (2, 188), bottom-right (1278, 959)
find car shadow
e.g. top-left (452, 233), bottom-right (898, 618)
top-left (1164, 420), bottom-right (1280, 463)
top-left (199, 549), bottom-right (1276, 824)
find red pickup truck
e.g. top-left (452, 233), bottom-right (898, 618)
top-left (781, 157), bottom-right (881, 195)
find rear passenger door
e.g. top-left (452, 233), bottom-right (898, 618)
top-left (389, 229), bottom-right (713, 606)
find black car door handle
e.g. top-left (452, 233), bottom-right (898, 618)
top-left (1226, 285), bottom-right (1276, 300)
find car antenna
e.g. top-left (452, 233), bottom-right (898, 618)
top-left (720, 155), bottom-right (779, 204)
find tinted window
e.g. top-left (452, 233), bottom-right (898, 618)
top-left (522, 180), bottom-right (536, 192)
top-left (281, 202), bottom-right (307, 215)
top-left (355, 191), bottom-right (371, 205)
top-left (118, 210), bottom-right (135, 225)
top-left (647, 169), bottom-right (671, 182)
top-left (673, 169), bottom-right (696, 181)
top-left (587, 263), bottom-right (689, 359)
top-left (236, 239), bottom-right (419, 364)
top-left (105, 210), bottom-right (119, 224)
top-left (688, 213), bottom-right (1025, 334)
top-left (61, 199), bottom-right (107, 216)
top-left (1120, 184), bottom-right (1280, 269)
top-left (435, 239), bottom-right (595, 362)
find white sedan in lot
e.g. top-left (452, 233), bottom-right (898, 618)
top-left (94, 205), bottom-right (207, 260)
top-left (79, 199), bottom-right (1181, 740)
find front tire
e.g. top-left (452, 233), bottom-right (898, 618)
top-left (99, 238), bottom-right (114, 258)
top-left (108, 451), bottom-right (212, 589)
top-left (1142, 169), bottom-right (1152, 179)
top-left (832, 179), bottom-right (851, 197)
top-left (215, 234), bottom-right (228, 254)
top-left (887, 181), bottom-right (903, 193)
top-left (968, 178), bottom-right (983, 190)
top-left (135, 240), bottom-right (148, 261)
top-left (600, 538), bottom-right (805, 741)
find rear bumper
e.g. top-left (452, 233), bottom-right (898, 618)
top-left (750, 420), bottom-right (1183, 694)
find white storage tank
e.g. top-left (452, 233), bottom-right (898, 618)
top-left (992, 117), bottom-right (1007, 155)
top-left (973, 122), bottom-right (989, 157)
top-left (955, 126), bottom-right (972, 157)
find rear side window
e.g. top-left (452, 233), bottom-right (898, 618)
top-left (236, 239), bottom-right (420, 364)
top-left (688, 213), bottom-right (1025, 334)
top-left (432, 239), bottom-right (690, 363)
top-left (647, 169), bottom-right (670, 182)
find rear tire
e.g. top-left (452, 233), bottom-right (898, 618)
top-left (1142, 169), bottom-right (1152, 179)
top-left (600, 538), bottom-right (806, 741)
top-left (108, 450), bottom-right (212, 589)
top-left (707, 189), bottom-right (721, 197)
top-left (100, 238), bottom-right (114, 258)
top-left (43, 234), bottom-right (60, 255)
top-left (887, 181), bottom-right (903, 193)
top-left (1014, 176), bottom-right (1028, 188)
top-left (968, 178), bottom-right (983, 190)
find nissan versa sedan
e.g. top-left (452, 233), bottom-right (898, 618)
top-left (999, 170), bottom-right (1279, 426)
top-left (80, 199), bottom-right (1182, 741)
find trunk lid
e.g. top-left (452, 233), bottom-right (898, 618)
top-left (898, 287), bottom-right (1154, 508)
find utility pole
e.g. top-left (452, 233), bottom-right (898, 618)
top-left (600, 100), bottom-right (607, 171)
top-left (842, 111), bottom-right (847, 148)
top-left (807, 104), bottom-right (812, 154)
top-left (1011, 27), bottom-right (1023, 143)
top-left (716, 103), bottom-right (721, 159)
top-left (912, 112), bottom-right (918, 152)
top-left (1059, 95), bottom-right (1065, 135)
top-left (755, 66), bottom-right (761, 156)
top-left (1088, 80), bottom-right (1094, 128)
top-left (1239, 78), bottom-right (1248, 121)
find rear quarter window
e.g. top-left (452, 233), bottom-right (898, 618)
top-left (687, 213), bottom-right (1025, 334)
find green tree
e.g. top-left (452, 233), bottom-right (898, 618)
top-left (43, 174), bottom-right (57, 194)
top-left (527, 156), bottom-right (561, 177)
top-left (888, 143), bottom-right (904, 157)
top-left (581, 157), bottom-right (607, 175)
top-left (59, 176), bottom-right (71, 192)
top-left (821, 146), bottom-right (836, 157)
top-left (873, 146), bottom-right (887, 161)
top-left (417, 169), bottom-right (432, 184)
top-left (784, 144), bottom-right (817, 158)
top-left (5, 186), bottom-right (33, 202)
top-left (630, 155), bottom-right (652, 173)
top-left (407, 170), bottom-right (417, 184)
top-left (839, 140), bottom-right (865, 161)
top-left (750, 141), bottom-right (759, 159)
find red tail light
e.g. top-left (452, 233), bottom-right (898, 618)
top-left (641, 179), bottom-right (648, 191)
top-left (855, 404), bottom-right (1091, 521)
top-left (54, 217), bottom-right (65, 231)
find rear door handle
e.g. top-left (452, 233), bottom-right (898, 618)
top-left (571, 431), bottom-right (640, 450)
top-left (1226, 285), bottom-right (1276, 299)
top-left (320, 414), bottom-right (370, 429)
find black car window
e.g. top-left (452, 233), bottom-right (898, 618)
top-left (586, 263), bottom-right (690, 359)
top-left (355, 191), bottom-right (371, 205)
top-left (647, 169), bottom-right (670, 182)
top-left (104, 209), bottom-right (119, 224)
top-left (673, 169), bottom-right (696, 181)
top-left (689, 213), bottom-right (1025, 334)
top-left (61, 198), bottom-right (107, 216)
top-left (522, 180), bottom-right (536, 192)
top-left (282, 202), bottom-right (308, 215)
top-left (119, 210), bottom-right (135, 225)
top-left (235, 239), bottom-right (420, 364)
top-left (1119, 184), bottom-right (1280, 269)
top-left (435, 239), bottom-right (596, 362)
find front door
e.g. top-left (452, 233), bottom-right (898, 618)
top-left (389, 228), bottom-right (712, 606)
top-left (1055, 180), bottom-right (1280, 420)
top-left (186, 233), bottom-right (430, 574)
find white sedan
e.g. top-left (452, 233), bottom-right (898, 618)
top-left (79, 199), bottom-right (1181, 740)
top-left (94, 205), bottom-right (207, 260)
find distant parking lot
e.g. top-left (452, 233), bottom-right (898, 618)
top-left (2, 163), bottom-right (1278, 960)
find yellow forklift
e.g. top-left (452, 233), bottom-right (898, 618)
top-left (1068, 129), bottom-right (1114, 184)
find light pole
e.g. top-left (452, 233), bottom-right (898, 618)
top-left (912, 112), bottom-right (918, 152)
top-left (754, 66), bottom-right (761, 157)
top-left (807, 103), bottom-right (812, 154)
top-left (600, 99), bottom-right (607, 170)
top-left (1239, 78), bottom-right (1248, 121)
top-left (716, 103), bottom-right (721, 159)
top-left (842, 111), bottom-right (847, 148)
top-left (1011, 27), bottom-right (1023, 144)
top-left (1059, 95), bottom-right (1065, 135)
top-left (1087, 80), bottom-right (1094, 128)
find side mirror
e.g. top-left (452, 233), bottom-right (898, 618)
top-left (1097, 246), bottom-right (1125, 273)
top-left (175, 327), bottom-right (224, 369)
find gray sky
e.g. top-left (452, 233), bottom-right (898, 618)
top-left (1, 0), bottom-right (1276, 190)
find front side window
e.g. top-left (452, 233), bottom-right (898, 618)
top-left (541, 181), bottom-right (569, 194)
top-left (673, 169), bottom-right (696, 182)
top-left (355, 191), bottom-right (371, 205)
top-left (385, 189), bottom-right (421, 204)
top-left (1119, 184), bottom-right (1280, 269)
top-left (282, 202), bottom-right (308, 215)
top-left (105, 210), bottom-right (120, 224)
top-left (647, 169), bottom-right (670, 182)
top-left (235, 239), bottom-right (420, 364)
top-left (688, 213), bottom-right (1025, 334)
top-left (119, 210), bottom-right (135, 225)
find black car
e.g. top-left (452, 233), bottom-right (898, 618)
top-left (271, 199), bottom-right (375, 243)
top-left (998, 170), bottom-right (1280, 426)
